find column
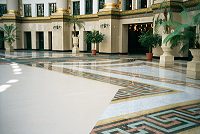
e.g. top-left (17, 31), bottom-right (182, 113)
top-left (44, 31), bottom-right (49, 50)
top-left (104, 0), bottom-right (118, 10)
top-left (31, 31), bottom-right (37, 49)
top-left (132, 0), bottom-right (136, 10)
top-left (80, 0), bottom-right (86, 15)
top-left (56, 0), bottom-right (68, 13)
top-left (135, 0), bottom-right (140, 9)
top-left (147, 0), bottom-right (151, 8)
top-left (121, 0), bottom-right (126, 11)
top-left (151, 0), bottom-right (154, 5)
top-left (93, 0), bottom-right (99, 14)
top-left (6, 0), bottom-right (19, 14)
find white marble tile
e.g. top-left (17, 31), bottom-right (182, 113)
top-left (99, 92), bottom-right (200, 120)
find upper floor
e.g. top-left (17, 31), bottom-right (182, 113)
top-left (0, 0), bottom-right (156, 17)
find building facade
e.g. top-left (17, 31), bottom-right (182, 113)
top-left (0, 0), bottom-right (199, 56)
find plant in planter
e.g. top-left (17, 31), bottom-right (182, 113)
top-left (162, 3), bottom-right (200, 79)
top-left (163, 4), bottom-right (200, 51)
top-left (0, 24), bottom-right (17, 52)
top-left (138, 30), bottom-right (162, 61)
top-left (154, 0), bottom-right (179, 67)
top-left (67, 15), bottom-right (85, 54)
top-left (85, 30), bottom-right (105, 55)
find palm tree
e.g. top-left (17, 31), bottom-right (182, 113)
top-left (0, 24), bottom-right (17, 50)
top-left (67, 16), bottom-right (85, 37)
top-left (163, 3), bottom-right (200, 52)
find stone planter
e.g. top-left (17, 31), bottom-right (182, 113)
top-left (186, 49), bottom-right (200, 79)
top-left (5, 43), bottom-right (14, 52)
top-left (159, 34), bottom-right (174, 67)
top-left (72, 37), bottom-right (79, 54)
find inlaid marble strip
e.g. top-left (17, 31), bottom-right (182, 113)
top-left (27, 63), bottom-right (178, 103)
top-left (91, 101), bottom-right (200, 134)
top-left (82, 66), bottom-right (200, 89)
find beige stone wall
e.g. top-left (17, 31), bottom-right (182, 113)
top-left (73, 20), bottom-right (100, 51)
top-left (21, 22), bottom-right (52, 49)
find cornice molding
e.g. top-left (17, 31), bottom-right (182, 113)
top-left (121, 8), bottom-right (152, 16)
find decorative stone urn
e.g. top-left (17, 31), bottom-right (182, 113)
top-left (72, 36), bottom-right (79, 54)
top-left (186, 49), bottom-right (200, 79)
top-left (159, 34), bottom-right (174, 67)
top-left (5, 43), bottom-right (14, 52)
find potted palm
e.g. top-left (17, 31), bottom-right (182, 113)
top-left (0, 24), bottom-right (17, 52)
top-left (86, 30), bottom-right (105, 55)
top-left (163, 3), bottom-right (200, 79)
top-left (138, 30), bottom-right (162, 61)
top-left (154, 0), bottom-right (177, 67)
top-left (67, 16), bottom-right (85, 54)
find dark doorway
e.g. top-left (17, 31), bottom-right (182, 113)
top-left (0, 31), bottom-right (4, 49)
top-left (48, 32), bottom-right (52, 50)
top-left (37, 32), bottom-right (44, 50)
top-left (141, 0), bottom-right (147, 8)
top-left (24, 32), bottom-right (32, 50)
top-left (128, 23), bottom-right (153, 54)
top-left (86, 31), bottom-right (91, 52)
top-left (186, 26), bottom-right (196, 60)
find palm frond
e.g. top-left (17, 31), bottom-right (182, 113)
top-left (0, 24), bottom-right (17, 45)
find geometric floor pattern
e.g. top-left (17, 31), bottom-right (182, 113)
top-left (1, 51), bottom-right (200, 134)
top-left (91, 102), bottom-right (200, 134)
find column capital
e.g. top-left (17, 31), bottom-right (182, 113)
top-left (55, 0), bottom-right (68, 14)
top-left (102, 0), bottom-right (120, 11)
top-left (6, 0), bottom-right (19, 16)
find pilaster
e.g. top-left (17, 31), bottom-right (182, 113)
top-left (98, 0), bottom-right (120, 53)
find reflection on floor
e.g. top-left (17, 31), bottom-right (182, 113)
top-left (0, 50), bottom-right (200, 134)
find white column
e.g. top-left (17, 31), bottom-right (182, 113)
top-left (132, 0), bottom-right (135, 10)
top-left (104, 0), bottom-right (118, 10)
top-left (121, 0), bottom-right (126, 11)
top-left (151, 0), bottom-right (154, 5)
top-left (44, 31), bottom-right (49, 50)
top-left (31, 31), bottom-right (37, 49)
top-left (135, 0), bottom-right (140, 9)
top-left (93, 0), bottom-right (99, 14)
top-left (44, 3), bottom-right (49, 16)
top-left (80, 0), bottom-right (86, 15)
top-left (6, 0), bottom-right (18, 14)
top-left (31, 4), bottom-right (36, 17)
top-left (56, 0), bottom-right (68, 13)
top-left (147, 0), bottom-right (151, 8)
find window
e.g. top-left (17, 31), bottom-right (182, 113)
top-left (99, 0), bottom-right (105, 10)
top-left (37, 4), bottom-right (44, 17)
top-left (141, 0), bottom-right (147, 8)
top-left (0, 4), bottom-right (7, 17)
top-left (73, 1), bottom-right (80, 15)
top-left (85, 0), bottom-right (93, 14)
top-left (49, 3), bottom-right (56, 15)
top-left (125, 0), bottom-right (132, 10)
top-left (24, 4), bottom-right (32, 17)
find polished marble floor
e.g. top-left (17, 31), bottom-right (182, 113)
top-left (0, 50), bottom-right (200, 134)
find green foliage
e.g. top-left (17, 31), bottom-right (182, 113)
top-left (0, 24), bottom-right (17, 46)
top-left (67, 16), bottom-right (85, 37)
top-left (163, 3), bottom-right (200, 52)
top-left (138, 30), bottom-right (162, 53)
top-left (86, 30), bottom-right (105, 44)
